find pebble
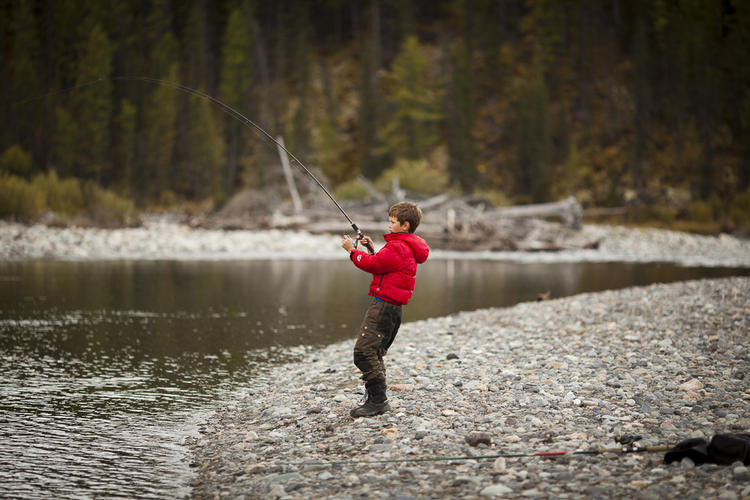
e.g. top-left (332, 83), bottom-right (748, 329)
top-left (187, 277), bottom-right (750, 499)
top-left (733, 465), bottom-right (750, 481)
top-left (465, 432), bottom-right (492, 447)
top-left (492, 457), bottom-right (507, 474)
top-left (480, 484), bottom-right (513, 496)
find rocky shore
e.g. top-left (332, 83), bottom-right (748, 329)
top-left (1, 220), bottom-right (749, 267)
top-left (187, 277), bottom-right (749, 499)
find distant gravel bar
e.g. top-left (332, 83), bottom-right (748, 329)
top-left (1, 221), bottom-right (749, 267)
top-left (187, 277), bottom-right (749, 499)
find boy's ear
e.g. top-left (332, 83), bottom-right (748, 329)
top-left (403, 220), bottom-right (411, 232)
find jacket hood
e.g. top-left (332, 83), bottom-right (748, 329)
top-left (384, 232), bottom-right (430, 263)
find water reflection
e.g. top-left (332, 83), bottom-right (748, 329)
top-left (0, 259), bottom-right (746, 498)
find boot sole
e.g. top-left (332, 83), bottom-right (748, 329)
top-left (350, 403), bottom-right (391, 418)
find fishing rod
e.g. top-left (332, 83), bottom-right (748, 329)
top-left (292, 435), bottom-right (672, 467)
top-left (15, 75), bottom-right (376, 254)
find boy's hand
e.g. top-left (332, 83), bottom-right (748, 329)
top-left (360, 235), bottom-right (374, 253)
top-left (341, 235), bottom-right (355, 252)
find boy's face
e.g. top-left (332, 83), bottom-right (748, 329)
top-left (388, 215), bottom-right (410, 233)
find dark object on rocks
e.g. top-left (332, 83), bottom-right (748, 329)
top-left (536, 291), bottom-right (551, 301)
top-left (446, 353), bottom-right (460, 360)
top-left (664, 434), bottom-right (750, 466)
top-left (465, 432), bottom-right (492, 447)
top-left (708, 434), bottom-right (750, 465)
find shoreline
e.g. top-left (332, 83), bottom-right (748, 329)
top-left (187, 277), bottom-right (749, 499)
top-left (1, 221), bottom-right (749, 268)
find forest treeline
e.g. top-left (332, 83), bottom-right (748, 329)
top-left (2, 0), bottom-right (749, 232)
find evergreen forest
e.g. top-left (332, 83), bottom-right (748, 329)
top-left (2, 0), bottom-right (750, 232)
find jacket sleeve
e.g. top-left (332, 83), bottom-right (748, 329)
top-left (350, 242), bottom-right (402, 274)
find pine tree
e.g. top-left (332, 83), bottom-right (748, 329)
top-left (358, 0), bottom-right (384, 178)
top-left (7, 0), bottom-right (43, 173)
top-left (138, 0), bottom-right (180, 201)
top-left (173, 1), bottom-right (224, 201)
top-left (219, 2), bottom-right (255, 196)
top-left (444, 0), bottom-right (479, 192)
top-left (445, 36), bottom-right (477, 191)
top-left (54, 106), bottom-right (77, 177)
top-left (517, 49), bottom-right (551, 203)
top-left (113, 99), bottom-right (136, 194)
top-left (379, 36), bottom-right (441, 163)
top-left (68, 23), bottom-right (114, 183)
top-left (176, 95), bottom-right (224, 201)
top-left (141, 67), bottom-right (179, 201)
top-left (630, 16), bottom-right (651, 191)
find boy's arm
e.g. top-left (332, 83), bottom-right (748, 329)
top-left (349, 243), bottom-right (401, 274)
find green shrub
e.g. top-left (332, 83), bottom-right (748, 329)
top-left (31, 170), bottom-right (84, 215)
top-left (374, 158), bottom-right (449, 196)
top-left (0, 145), bottom-right (32, 177)
top-left (627, 203), bottom-right (677, 227)
top-left (475, 189), bottom-right (511, 207)
top-left (82, 181), bottom-right (135, 227)
top-left (728, 188), bottom-right (750, 233)
top-left (0, 174), bottom-right (44, 219)
top-left (688, 200), bottom-right (714, 223)
top-left (333, 179), bottom-right (370, 200)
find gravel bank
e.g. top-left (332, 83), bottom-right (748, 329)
top-left (1, 221), bottom-right (749, 267)
top-left (187, 277), bottom-right (749, 499)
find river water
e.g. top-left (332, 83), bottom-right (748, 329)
top-left (0, 259), bottom-right (747, 498)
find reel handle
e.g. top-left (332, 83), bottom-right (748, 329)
top-left (351, 224), bottom-right (375, 254)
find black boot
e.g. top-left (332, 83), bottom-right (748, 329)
top-left (350, 380), bottom-right (390, 418)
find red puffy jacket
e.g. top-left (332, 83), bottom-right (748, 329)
top-left (349, 232), bottom-right (430, 305)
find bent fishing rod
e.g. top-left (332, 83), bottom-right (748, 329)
top-left (292, 435), bottom-right (673, 467)
top-left (16, 75), bottom-right (376, 254)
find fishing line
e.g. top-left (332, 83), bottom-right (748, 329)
top-left (9, 77), bottom-right (109, 106)
top-left (11, 75), bottom-right (375, 253)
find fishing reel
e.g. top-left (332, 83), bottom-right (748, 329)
top-left (345, 231), bottom-right (375, 254)
top-left (344, 234), bottom-right (358, 249)
top-left (614, 434), bottom-right (643, 452)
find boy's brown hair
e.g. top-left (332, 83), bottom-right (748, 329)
top-left (389, 201), bottom-right (422, 233)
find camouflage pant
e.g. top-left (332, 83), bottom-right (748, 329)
top-left (353, 298), bottom-right (402, 383)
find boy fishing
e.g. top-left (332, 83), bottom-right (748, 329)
top-left (341, 201), bottom-right (430, 417)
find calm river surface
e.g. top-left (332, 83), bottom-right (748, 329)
top-left (1, 259), bottom-right (747, 498)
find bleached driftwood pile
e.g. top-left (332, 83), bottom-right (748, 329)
top-left (207, 187), bottom-right (595, 251)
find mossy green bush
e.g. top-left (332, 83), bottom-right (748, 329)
top-left (374, 158), bottom-right (449, 196)
top-left (0, 145), bottom-right (32, 177)
top-left (627, 203), bottom-right (678, 227)
top-left (728, 188), bottom-right (750, 233)
top-left (0, 170), bottom-right (134, 226)
top-left (475, 189), bottom-right (512, 207)
top-left (82, 181), bottom-right (135, 227)
top-left (688, 200), bottom-right (714, 223)
top-left (333, 179), bottom-right (370, 200)
top-left (0, 174), bottom-right (44, 219)
top-left (31, 171), bottom-right (84, 215)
